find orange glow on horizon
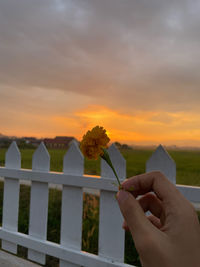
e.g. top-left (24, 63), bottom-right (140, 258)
top-left (52, 105), bottom-right (200, 146)
top-left (2, 104), bottom-right (200, 147)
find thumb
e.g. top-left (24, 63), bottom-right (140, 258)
top-left (117, 190), bottom-right (154, 241)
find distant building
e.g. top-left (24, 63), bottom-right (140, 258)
top-left (44, 136), bottom-right (76, 149)
top-left (23, 137), bottom-right (41, 147)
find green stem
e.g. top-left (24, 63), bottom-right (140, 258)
top-left (110, 164), bottom-right (121, 187)
top-left (101, 148), bottom-right (121, 187)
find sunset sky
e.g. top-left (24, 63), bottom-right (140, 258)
top-left (0, 0), bottom-right (200, 146)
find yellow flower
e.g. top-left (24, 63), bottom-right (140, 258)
top-left (80, 126), bottom-right (110, 160)
top-left (80, 125), bottom-right (122, 186)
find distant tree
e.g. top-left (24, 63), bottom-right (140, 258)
top-left (121, 144), bottom-right (132, 150)
top-left (18, 140), bottom-right (35, 149)
top-left (114, 142), bottom-right (132, 150)
top-left (114, 142), bottom-right (122, 149)
top-left (0, 138), bottom-right (11, 148)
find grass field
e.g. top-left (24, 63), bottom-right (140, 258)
top-left (0, 147), bottom-right (200, 266)
top-left (1, 147), bottom-right (200, 186)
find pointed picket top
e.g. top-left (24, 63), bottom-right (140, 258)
top-left (63, 140), bottom-right (84, 175)
top-left (5, 141), bottom-right (21, 169)
top-left (146, 144), bottom-right (176, 184)
top-left (101, 143), bottom-right (126, 180)
top-left (32, 142), bottom-right (50, 172)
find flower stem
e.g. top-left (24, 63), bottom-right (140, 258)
top-left (101, 148), bottom-right (121, 187)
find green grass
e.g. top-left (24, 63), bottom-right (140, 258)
top-left (120, 148), bottom-right (200, 186)
top-left (1, 147), bottom-right (200, 186)
top-left (0, 147), bottom-right (200, 266)
top-left (169, 150), bottom-right (200, 186)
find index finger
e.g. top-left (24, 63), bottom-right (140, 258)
top-left (122, 171), bottom-right (182, 204)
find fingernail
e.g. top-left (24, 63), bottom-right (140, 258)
top-left (117, 190), bottom-right (129, 204)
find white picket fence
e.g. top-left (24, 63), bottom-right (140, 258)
top-left (0, 141), bottom-right (199, 267)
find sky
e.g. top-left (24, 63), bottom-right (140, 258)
top-left (0, 0), bottom-right (200, 146)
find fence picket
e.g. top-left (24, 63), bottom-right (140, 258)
top-left (99, 144), bottom-right (125, 262)
top-left (2, 141), bottom-right (21, 254)
top-left (146, 145), bottom-right (176, 184)
top-left (28, 142), bottom-right (50, 265)
top-left (60, 141), bottom-right (84, 267)
top-left (1, 140), bottom-right (200, 267)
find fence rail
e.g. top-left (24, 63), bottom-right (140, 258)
top-left (0, 141), bottom-right (199, 266)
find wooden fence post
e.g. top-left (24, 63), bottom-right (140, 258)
top-left (99, 144), bottom-right (126, 262)
top-left (2, 141), bottom-right (21, 254)
top-left (28, 142), bottom-right (50, 264)
top-left (60, 140), bottom-right (84, 267)
top-left (146, 145), bottom-right (176, 184)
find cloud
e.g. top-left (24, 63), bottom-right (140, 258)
top-left (0, 0), bottom-right (200, 113)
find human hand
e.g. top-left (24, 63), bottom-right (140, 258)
top-left (117, 171), bottom-right (200, 267)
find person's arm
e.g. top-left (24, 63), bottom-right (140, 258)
top-left (117, 171), bottom-right (200, 267)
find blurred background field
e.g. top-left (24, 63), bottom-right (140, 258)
top-left (1, 147), bottom-right (200, 186)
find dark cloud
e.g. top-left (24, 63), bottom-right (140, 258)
top-left (0, 0), bottom-right (200, 112)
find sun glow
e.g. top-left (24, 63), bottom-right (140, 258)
top-left (2, 103), bottom-right (200, 147)
top-left (51, 105), bottom-right (200, 146)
